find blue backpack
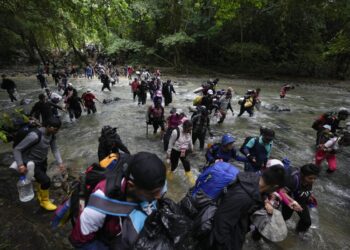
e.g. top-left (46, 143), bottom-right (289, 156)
top-left (191, 162), bottom-right (240, 200)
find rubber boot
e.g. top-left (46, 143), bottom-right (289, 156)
top-left (167, 170), bottom-right (174, 181)
top-left (185, 171), bottom-right (195, 186)
top-left (34, 183), bottom-right (41, 202)
top-left (39, 188), bottom-right (57, 211)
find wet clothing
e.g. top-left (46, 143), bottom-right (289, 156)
top-left (85, 66), bottom-right (93, 79)
top-left (67, 96), bottom-right (83, 120)
top-left (37, 74), bottom-right (48, 89)
top-left (201, 95), bottom-right (213, 112)
top-left (1, 78), bottom-right (17, 102)
top-left (242, 136), bottom-right (272, 172)
top-left (312, 112), bottom-right (342, 134)
top-left (218, 96), bottom-right (233, 123)
top-left (162, 83), bottom-right (176, 106)
top-left (101, 74), bottom-right (111, 91)
top-left (82, 92), bottom-right (97, 114)
top-left (130, 80), bottom-right (140, 101)
top-left (212, 172), bottom-right (263, 250)
top-left (191, 114), bottom-right (211, 150)
top-left (280, 85), bottom-right (292, 98)
top-left (237, 96), bottom-right (254, 117)
top-left (138, 81), bottom-right (148, 105)
top-left (315, 137), bottom-right (340, 172)
top-left (13, 127), bottom-right (62, 190)
top-left (70, 179), bottom-right (156, 249)
top-left (148, 105), bottom-right (165, 134)
top-left (30, 101), bottom-right (62, 126)
top-left (206, 144), bottom-right (247, 165)
top-left (47, 92), bottom-right (62, 117)
top-left (98, 134), bottom-right (130, 161)
top-left (167, 125), bottom-right (193, 172)
top-left (163, 114), bottom-right (183, 151)
top-left (282, 170), bottom-right (312, 232)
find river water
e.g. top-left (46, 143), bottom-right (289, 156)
top-left (0, 74), bottom-right (349, 250)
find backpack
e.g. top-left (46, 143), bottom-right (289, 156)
top-left (239, 136), bottom-right (259, 155)
top-left (51, 153), bottom-right (131, 228)
top-left (191, 162), bottom-right (240, 200)
top-left (12, 126), bottom-right (43, 149)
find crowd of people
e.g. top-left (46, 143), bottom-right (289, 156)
top-left (1, 61), bottom-right (350, 250)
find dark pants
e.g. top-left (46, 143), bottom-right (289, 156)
top-left (101, 84), bottom-right (111, 91)
top-left (170, 149), bottom-right (190, 172)
top-left (164, 96), bottom-right (172, 106)
top-left (69, 108), bottom-right (82, 120)
top-left (7, 89), bottom-right (17, 102)
top-left (34, 161), bottom-right (50, 190)
top-left (138, 92), bottom-right (147, 105)
top-left (133, 91), bottom-right (138, 101)
top-left (244, 162), bottom-right (261, 172)
top-left (152, 119), bottom-right (164, 133)
top-left (237, 105), bottom-right (254, 117)
top-left (282, 203), bottom-right (311, 232)
top-left (192, 132), bottom-right (206, 150)
top-left (40, 80), bottom-right (48, 89)
top-left (86, 104), bottom-right (97, 114)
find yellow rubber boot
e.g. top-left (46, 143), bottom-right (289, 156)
top-left (34, 183), bottom-right (41, 202)
top-left (167, 170), bottom-right (174, 181)
top-left (185, 171), bottom-right (195, 186)
top-left (39, 189), bottom-right (57, 211)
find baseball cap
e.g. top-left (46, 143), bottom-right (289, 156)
top-left (323, 124), bottom-right (331, 130)
top-left (126, 152), bottom-right (166, 190)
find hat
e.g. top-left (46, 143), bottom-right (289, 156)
top-left (156, 90), bottom-right (162, 97)
top-left (176, 108), bottom-right (183, 115)
top-left (207, 89), bottom-right (214, 95)
top-left (87, 89), bottom-right (92, 93)
top-left (323, 124), bottom-right (331, 130)
top-left (68, 82), bottom-right (73, 87)
top-left (126, 152), bottom-right (166, 190)
top-left (170, 107), bottom-right (177, 114)
top-left (251, 209), bottom-right (287, 242)
top-left (266, 159), bottom-right (284, 168)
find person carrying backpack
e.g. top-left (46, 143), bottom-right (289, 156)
top-left (98, 126), bottom-right (130, 161)
top-left (191, 107), bottom-right (212, 150)
top-left (315, 131), bottom-right (350, 173)
top-left (312, 108), bottom-right (349, 145)
top-left (163, 108), bottom-right (185, 151)
top-left (12, 117), bottom-right (65, 211)
top-left (69, 152), bottom-right (167, 250)
top-left (1, 74), bottom-right (17, 102)
top-left (81, 89), bottom-right (100, 114)
top-left (30, 93), bottom-right (63, 126)
top-left (100, 72), bottom-right (111, 91)
top-left (211, 166), bottom-right (285, 250)
top-left (282, 164), bottom-right (320, 239)
top-left (241, 127), bottom-right (275, 172)
top-left (147, 100), bottom-right (165, 135)
top-left (206, 134), bottom-right (247, 165)
top-left (166, 120), bottom-right (194, 184)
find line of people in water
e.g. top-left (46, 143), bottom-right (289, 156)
top-left (1, 64), bottom-right (350, 250)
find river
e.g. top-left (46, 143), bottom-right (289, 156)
top-left (0, 74), bottom-right (349, 250)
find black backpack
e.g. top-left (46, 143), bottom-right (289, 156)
top-left (12, 125), bottom-right (42, 148)
top-left (239, 136), bottom-right (259, 155)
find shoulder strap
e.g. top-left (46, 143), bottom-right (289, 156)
top-left (87, 193), bottom-right (138, 217)
top-left (175, 127), bottom-right (180, 141)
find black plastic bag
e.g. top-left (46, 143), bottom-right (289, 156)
top-left (134, 198), bottom-right (195, 250)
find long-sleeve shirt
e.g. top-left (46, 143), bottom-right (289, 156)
top-left (13, 127), bottom-right (62, 166)
top-left (167, 125), bottom-right (193, 154)
top-left (219, 96), bottom-right (233, 113)
top-left (206, 144), bottom-right (247, 164)
top-left (192, 114), bottom-right (211, 135)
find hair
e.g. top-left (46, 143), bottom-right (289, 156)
top-left (300, 163), bottom-right (320, 176)
top-left (46, 117), bottom-right (62, 129)
top-left (262, 166), bottom-right (285, 188)
top-left (183, 120), bottom-right (192, 130)
top-left (39, 93), bottom-right (46, 101)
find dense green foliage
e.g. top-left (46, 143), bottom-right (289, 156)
top-left (0, 0), bottom-right (350, 78)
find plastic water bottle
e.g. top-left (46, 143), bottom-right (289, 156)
top-left (17, 175), bottom-right (34, 202)
top-left (309, 205), bottom-right (319, 229)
